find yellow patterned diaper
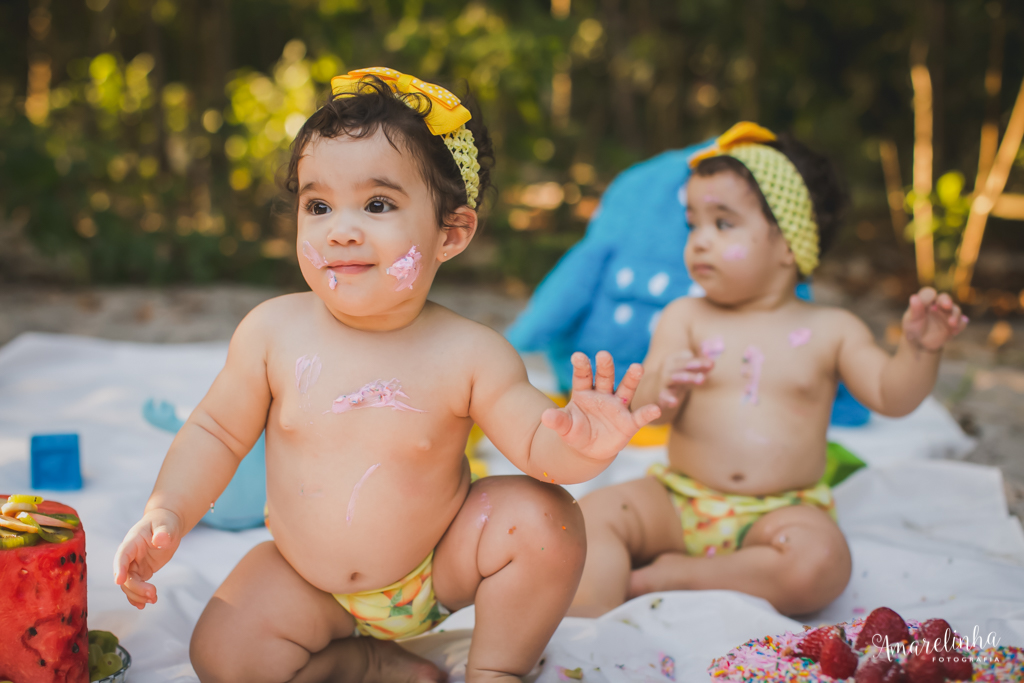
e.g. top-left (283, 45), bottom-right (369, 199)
top-left (333, 551), bottom-right (449, 640)
top-left (647, 463), bottom-right (836, 558)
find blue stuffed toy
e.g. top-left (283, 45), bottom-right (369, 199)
top-left (506, 140), bottom-right (869, 427)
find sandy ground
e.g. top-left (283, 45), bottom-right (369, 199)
top-left (1, 282), bottom-right (1021, 519)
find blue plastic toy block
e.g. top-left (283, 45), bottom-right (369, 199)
top-left (30, 433), bottom-right (83, 490)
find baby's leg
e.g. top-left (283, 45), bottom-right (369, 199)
top-left (568, 476), bottom-right (684, 616)
top-left (629, 505), bottom-right (852, 615)
top-left (432, 475), bottom-right (585, 683)
top-left (190, 541), bottom-right (445, 683)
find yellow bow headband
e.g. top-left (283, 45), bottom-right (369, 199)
top-left (689, 122), bottom-right (820, 276)
top-left (330, 67), bottom-right (481, 209)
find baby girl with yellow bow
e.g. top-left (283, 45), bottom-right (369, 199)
top-left (570, 122), bottom-right (968, 617)
top-left (113, 67), bottom-right (661, 683)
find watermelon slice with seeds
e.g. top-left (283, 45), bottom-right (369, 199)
top-left (0, 496), bottom-right (88, 683)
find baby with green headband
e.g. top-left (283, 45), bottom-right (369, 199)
top-left (571, 122), bottom-right (969, 618)
top-left (113, 69), bottom-right (662, 683)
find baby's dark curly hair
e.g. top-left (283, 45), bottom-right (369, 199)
top-left (284, 75), bottom-right (494, 230)
top-left (693, 134), bottom-right (847, 261)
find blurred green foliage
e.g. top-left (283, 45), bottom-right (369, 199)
top-left (0, 0), bottom-right (1022, 287)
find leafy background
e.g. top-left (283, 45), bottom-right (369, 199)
top-left (1, 0), bottom-right (1022, 310)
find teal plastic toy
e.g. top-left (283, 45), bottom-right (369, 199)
top-left (142, 399), bottom-right (266, 530)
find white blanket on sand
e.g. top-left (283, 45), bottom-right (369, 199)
top-left (0, 333), bottom-right (1021, 682)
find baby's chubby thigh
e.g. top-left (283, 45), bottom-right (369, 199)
top-left (432, 476), bottom-right (585, 677)
top-left (190, 540), bottom-right (356, 683)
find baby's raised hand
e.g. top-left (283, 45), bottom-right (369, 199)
top-left (541, 351), bottom-right (661, 461)
top-left (902, 287), bottom-right (968, 352)
top-left (113, 507), bottom-right (183, 609)
top-left (658, 349), bottom-right (714, 409)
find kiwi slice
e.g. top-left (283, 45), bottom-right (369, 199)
top-left (37, 525), bottom-right (74, 543)
top-left (88, 630), bottom-right (119, 653)
top-left (47, 512), bottom-right (80, 527)
top-left (0, 532), bottom-right (40, 549)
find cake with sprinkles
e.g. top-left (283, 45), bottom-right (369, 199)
top-left (708, 606), bottom-right (1022, 682)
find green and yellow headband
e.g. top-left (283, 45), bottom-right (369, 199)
top-left (689, 122), bottom-right (820, 276)
top-left (330, 67), bottom-right (481, 209)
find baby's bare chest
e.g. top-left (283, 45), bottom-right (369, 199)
top-left (692, 322), bottom-right (834, 396)
top-left (268, 340), bottom-right (471, 448)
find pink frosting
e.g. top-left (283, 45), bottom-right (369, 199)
top-left (741, 345), bottom-right (764, 405)
top-left (702, 336), bottom-right (726, 360)
top-left (302, 241), bottom-right (329, 269)
top-left (789, 327), bottom-right (812, 348)
top-left (346, 462), bottom-right (380, 525)
top-left (722, 245), bottom-right (748, 261)
top-left (295, 354), bottom-right (322, 394)
top-left (331, 378), bottom-right (426, 414)
top-left (386, 246), bottom-right (423, 291)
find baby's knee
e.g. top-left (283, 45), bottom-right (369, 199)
top-left (507, 478), bottom-right (586, 563)
top-left (190, 599), bottom-right (300, 683)
top-left (776, 528), bottom-right (851, 612)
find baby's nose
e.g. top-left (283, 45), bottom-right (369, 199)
top-left (326, 215), bottom-right (364, 246)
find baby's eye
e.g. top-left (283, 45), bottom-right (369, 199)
top-left (366, 197), bottom-right (396, 214)
top-left (306, 200), bottom-right (331, 216)
top-left (716, 218), bottom-right (733, 230)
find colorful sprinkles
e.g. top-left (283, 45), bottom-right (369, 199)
top-left (707, 617), bottom-right (1023, 682)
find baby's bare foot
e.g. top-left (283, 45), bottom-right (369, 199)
top-left (364, 640), bottom-right (448, 683)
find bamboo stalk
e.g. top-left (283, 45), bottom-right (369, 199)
top-left (974, 3), bottom-right (1004, 193)
top-left (992, 194), bottom-right (1024, 220)
top-left (953, 76), bottom-right (1024, 300)
top-left (910, 51), bottom-right (935, 284)
top-left (879, 140), bottom-right (908, 242)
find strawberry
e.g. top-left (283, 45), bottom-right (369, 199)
top-left (904, 651), bottom-right (944, 683)
top-left (797, 625), bottom-right (841, 662)
top-left (856, 607), bottom-right (911, 650)
top-left (918, 618), bottom-right (955, 653)
top-left (820, 632), bottom-right (859, 680)
top-left (855, 656), bottom-right (893, 683)
top-left (941, 652), bottom-right (974, 680)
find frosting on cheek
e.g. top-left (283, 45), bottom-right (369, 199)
top-left (386, 246), bottom-right (423, 291)
top-left (331, 378), bottom-right (426, 414)
top-left (301, 241), bottom-right (329, 269)
top-left (722, 245), bottom-right (748, 261)
top-left (328, 270), bottom-right (337, 290)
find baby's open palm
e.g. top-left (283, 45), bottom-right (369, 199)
top-left (541, 351), bottom-right (661, 461)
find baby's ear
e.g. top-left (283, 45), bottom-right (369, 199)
top-left (440, 206), bottom-right (478, 259)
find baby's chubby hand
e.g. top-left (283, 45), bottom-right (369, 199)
top-left (541, 351), bottom-right (661, 462)
top-left (658, 349), bottom-right (714, 409)
top-left (902, 287), bottom-right (968, 352)
top-left (112, 507), bottom-right (183, 610)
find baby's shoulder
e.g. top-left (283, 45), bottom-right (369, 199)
top-left (661, 295), bottom-right (714, 321)
top-left (796, 302), bottom-right (871, 340)
top-left (234, 292), bottom-right (319, 340)
top-left (425, 302), bottom-right (513, 354)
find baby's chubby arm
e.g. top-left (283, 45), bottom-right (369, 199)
top-left (113, 302), bottom-right (274, 608)
top-left (836, 287), bottom-right (967, 417)
top-left (632, 298), bottom-right (712, 425)
top-left (470, 329), bottom-right (660, 485)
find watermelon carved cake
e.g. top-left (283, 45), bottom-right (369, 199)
top-left (0, 494), bottom-right (88, 683)
top-left (708, 606), bottom-right (1023, 682)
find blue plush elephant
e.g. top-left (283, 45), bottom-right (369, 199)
top-left (505, 140), bottom-right (869, 427)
